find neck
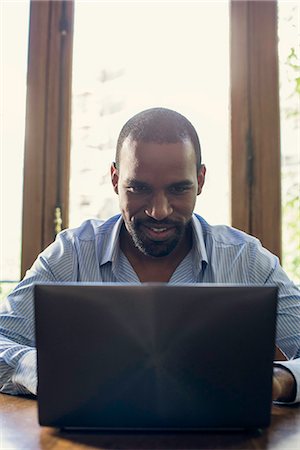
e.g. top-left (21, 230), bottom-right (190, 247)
top-left (120, 224), bottom-right (193, 282)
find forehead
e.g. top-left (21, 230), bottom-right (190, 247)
top-left (118, 138), bottom-right (197, 180)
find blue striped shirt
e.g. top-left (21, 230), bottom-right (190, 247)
top-left (0, 214), bottom-right (299, 401)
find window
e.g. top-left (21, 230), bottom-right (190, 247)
top-left (14, 0), bottom-right (285, 277)
top-left (278, 1), bottom-right (300, 284)
top-left (0, 1), bottom-right (30, 295)
top-left (69, 2), bottom-right (230, 229)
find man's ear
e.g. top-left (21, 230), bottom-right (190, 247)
top-left (111, 162), bottom-right (119, 195)
top-left (197, 164), bottom-right (206, 195)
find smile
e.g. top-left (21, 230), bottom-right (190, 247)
top-left (142, 224), bottom-right (176, 240)
top-left (150, 227), bottom-right (167, 233)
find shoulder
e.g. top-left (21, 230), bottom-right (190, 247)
top-left (38, 215), bottom-right (121, 263)
top-left (58, 215), bottom-right (121, 243)
top-left (194, 214), bottom-right (261, 247)
top-left (193, 214), bottom-right (278, 273)
top-left (30, 215), bottom-right (121, 279)
top-left (193, 214), bottom-right (280, 283)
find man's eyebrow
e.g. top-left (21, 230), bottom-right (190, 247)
top-left (168, 180), bottom-right (194, 187)
top-left (124, 179), bottom-right (194, 187)
top-left (125, 178), bottom-right (150, 186)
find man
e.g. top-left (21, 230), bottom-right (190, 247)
top-left (0, 107), bottom-right (299, 402)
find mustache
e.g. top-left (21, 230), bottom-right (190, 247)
top-left (133, 217), bottom-right (182, 227)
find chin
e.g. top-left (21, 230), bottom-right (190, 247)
top-left (134, 238), bottom-right (179, 258)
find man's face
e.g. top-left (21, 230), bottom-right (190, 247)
top-left (111, 138), bottom-right (205, 258)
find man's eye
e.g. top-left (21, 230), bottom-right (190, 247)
top-left (170, 186), bottom-right (190, 194)
top-left (128, 186), bottom-right (149, 193)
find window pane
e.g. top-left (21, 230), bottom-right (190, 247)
top-left (278, 1), bottom-right (300, 284)
top-left (0, 1), bottom-right (30, 282)
top-left (69, 1), bottom-right (230, 228)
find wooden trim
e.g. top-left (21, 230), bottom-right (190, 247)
top-left (42, 0), bottom-right (73, 249)
top-left (230, 0), bottom-right (281, 258)
top-left (21, 0), bottom-right (74, 277)
top-left (230, 0), bottom-right (250, 234)
top-left (21, 1), bottom-right (50, 277)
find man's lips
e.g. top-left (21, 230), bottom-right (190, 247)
top-left (140, 223), bottom-right (177, 240)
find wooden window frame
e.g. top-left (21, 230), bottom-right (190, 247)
top-left (230, 0), bottom-right (281, 259)
top-left (21, 0), bottom-right (74, 276)
top-left (21, 0), bottom-right (281, 276)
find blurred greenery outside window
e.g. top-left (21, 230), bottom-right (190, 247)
top-left (278, 2), bottom-right (300, 284)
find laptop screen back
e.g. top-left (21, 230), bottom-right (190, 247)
top-left (34, 283), bottom-right (277, 430)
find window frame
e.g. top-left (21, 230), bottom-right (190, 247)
top-left (21, 0), bottom-right (74, 277)
top-left (230, 0), bottom-right (281, 259)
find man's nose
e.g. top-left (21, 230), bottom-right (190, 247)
top-left (145, 193), bottom-right (173, 221)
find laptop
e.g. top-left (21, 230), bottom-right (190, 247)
top-left (34, 283), bottom-right (278, 430)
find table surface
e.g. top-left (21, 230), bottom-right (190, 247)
top-left (1, 393), bottom-right (299, 450)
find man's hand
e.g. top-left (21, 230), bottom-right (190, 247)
top-left (272, 366), bottom-right (297, 402)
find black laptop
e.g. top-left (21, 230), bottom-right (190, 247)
top-left (34, 283), bottom-right (277, 430)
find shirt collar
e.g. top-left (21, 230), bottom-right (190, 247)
top-left (190, 214), bottom-right (208, 275)
top-left (99, 215), bottom-right (123, 266)
top-left (99, 214), bottom-right (208, 273)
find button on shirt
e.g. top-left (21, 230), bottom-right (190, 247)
top-left (0, 214), bottom-right (299, 401)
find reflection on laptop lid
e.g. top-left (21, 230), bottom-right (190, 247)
top-left (34, 283), bottom-right (277, 430)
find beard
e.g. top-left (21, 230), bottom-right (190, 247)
top-left (125, 217), bottom-right (190, 258)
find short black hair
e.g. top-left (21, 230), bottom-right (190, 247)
top-left (115, 107), bottom-right (202, 171)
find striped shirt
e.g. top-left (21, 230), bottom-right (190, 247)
top-left (0, 214), bottom-right (299, 402)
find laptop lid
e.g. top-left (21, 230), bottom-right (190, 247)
top-left (34, 283), bottom-right (277, 430)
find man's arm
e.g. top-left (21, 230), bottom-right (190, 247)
top-left (249, 241), bottom-right (300, 404)
top-left (0, 231), bottom-right (78, 395)
top-left (0, 340), bottom-right (37, 395)
top-left (0, 277), bottom-right (45, 395)
top-left (273, 359), bottom-right (300, 403)
top-left (272, 346), bottom-right (296, 402)
top-left (273, 366), bottom-right (297, 402)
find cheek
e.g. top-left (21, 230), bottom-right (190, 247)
top-left (119, 193), bottom-right (145, 218)
top-left (174, 194), bottom-right (197, 214)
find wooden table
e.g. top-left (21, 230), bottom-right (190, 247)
top-left (0, 393), bottom-right (299, 450)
